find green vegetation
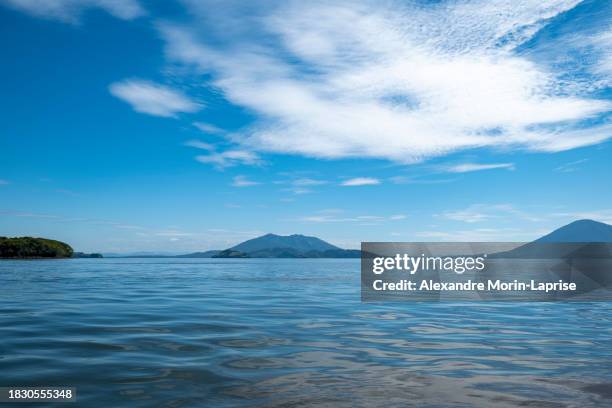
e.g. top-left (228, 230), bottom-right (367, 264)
top-left (212, 249), bottom-right (250, 258)
top-left (0, 237), bottom-right (74, 258)
top-left (73, 252), bottom-right (103, 258)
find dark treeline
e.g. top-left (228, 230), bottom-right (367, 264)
top-left (0, 237), bottom-right (74, 258)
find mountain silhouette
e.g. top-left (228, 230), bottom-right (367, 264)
top-left (535, 219), bottom-right (612, 242)
top-left (231, 233), bottom-right (340, 253)
top-left (491, 219), bottom-right (612, 259)
top-left (212, 233), bottom-right (358, 258)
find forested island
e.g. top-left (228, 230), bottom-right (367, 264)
top-left (0, 237), bottom-right (102, 259)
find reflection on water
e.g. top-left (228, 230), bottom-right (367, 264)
top-left (0, 259), bottom-right (611, 407)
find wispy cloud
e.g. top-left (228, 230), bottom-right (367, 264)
top-left (438, 204), bottom-right (544, 223)
top-left (340, 177), bottom-right (380, 186)
top-left (554, 159), bottom-right (588, 173)
top-left (389, 176), bottom-right (456, 185)
top-left (439, 208), bottom-right (501, 223)
top-left (158, 1), bottom-right (610, 165)
top-left (109, 79), bottom-right (201, 118)
top-left (186, 138), bottom-right (262, 169)
top-left (292, 178), bottom-right (326, 187)
top-left (300, 211), bottom-right (406, 224)
top-left (231, 175), bottom-right (259, 187)
top-left (279, 177), bottom-right (327, 194)
top-left (2, 0), bottom-right (145, 23)
top-left (416, 228), bottom-right (537, 242)
top-left (445, 163), bottom-right (515, 173)
top-left (300, 215), bottom-right (353, 223)
top-left (154, 230), bottom-right (194, 238)
top-left (0, 210), bottom-right (59, 219)
top-left (184, 139), bottom-right (215, 151)
top-left (196, 150), bottom-right (262, 169)
top-left (193, 122), bottom-right (225, 135)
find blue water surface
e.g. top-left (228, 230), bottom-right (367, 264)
top-left (0, 259), bottom-right (611, 407)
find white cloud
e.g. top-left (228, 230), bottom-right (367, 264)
top-left (292, 178), bottom-right (326, 186)
top-left (283, 188), bottom-right (307, 195)
top-left (440, 209), bottom-right (500, 223)
top-left (438, 204), bottom-right (544, 223)
top-left (390, 176), bottom-right (456, 185)
top-left (416, 228), bottom-right (535, 241)
top-left (193, 122), bottom-right (225, 135)
top-left (2, 0), bottom-right (145, 23)
top-left (280, 177), bottom-right (327, 194)
top-left (445, 163), bottom-right (515, 173)
top-left (554, 159), bottom-right (588, 173)
top-left (158, 1), bottom-right (611, 164)
top-left (109, 79), bottom-right (201, 118)
top-left (184, 139), bottom-right (215, 151)
top-left (155, 230), bottom-right (194, 238)
top-left (340, 177), bottom-right (380, 186)
top-left (300, 215), bottom-right (353, 223)
top-left (196, 150), bottom-right (262, 169)
top-left (231, 175), bottom-right (259, 187)
top-left (185, 138), bottom-right (263, 169)
top-left (300, 211), bottom-right (406, 224)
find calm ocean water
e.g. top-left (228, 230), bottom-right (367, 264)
top-left (0, 258), bottom-right (611, 407)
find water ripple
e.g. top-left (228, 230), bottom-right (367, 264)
top-left (0, 258), bottom-right (611, 407)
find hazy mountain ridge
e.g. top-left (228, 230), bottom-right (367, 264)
top-left (536, 219), bottom-right (612, 243)
top-left (491, 219), bottom-right (612, 258)
top-left (101, 219), bottom-right (612, 258)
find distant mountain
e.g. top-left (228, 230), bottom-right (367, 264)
top-left (491, 219), bottom-right (612, 258)
top-left (211, 233), bottom-right (358, 258)
top-left (231, 233), bottom-right (340, 253)
top-left (175, 250), bottom-right (220, 258)
top-left (535, 219), bottom-right (612, 243)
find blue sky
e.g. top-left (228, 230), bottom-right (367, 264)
top-left (0, 0), bottom-right (611, 253)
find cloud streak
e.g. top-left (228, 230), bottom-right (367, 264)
top-left (231, 175), bottom-right (259, 187)
top-left (445, 163), bottom-right (515, 173)
top-left (340, 177), bottom-right (380, 186)
top-left (2, 0), bottom-right (145, 23)
top-left (438, 204), bottom-right (544, 223)
top-left (554, 159), bottom-right (588, 173)
top-left (109, 79), bottom-right (201, 118)
top-left (186, 139), bottom-right (263, 169)
top-left (196, 150), bottom-right (262, 169)
top-left (300, 213), bottom-right (406, 224)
